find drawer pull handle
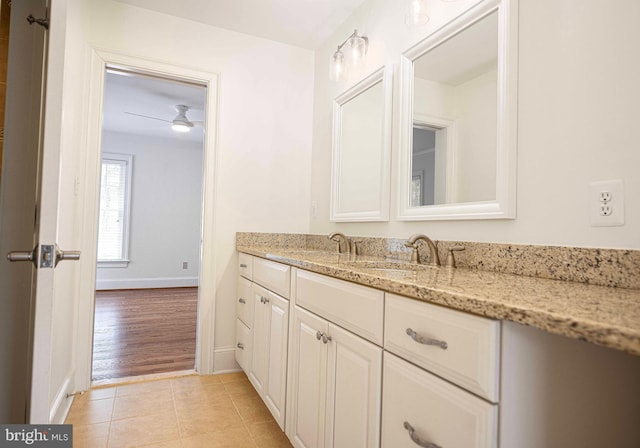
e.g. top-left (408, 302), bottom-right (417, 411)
top-left (237, 343), bottom-right (244, 350)
top-left (238, 298), bottom-right (246, 304)
top-left (403, 422), bottom-right (442, 448)
top-left (315, 331), bottom-right (332, 344)
top-left (240, 263), bottom-right (248, 268)
top-left (406, 328), bottom-right (448, 350)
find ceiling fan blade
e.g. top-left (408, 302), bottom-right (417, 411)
top-left (124, 111), bottom-right (172, 123)
top-left (192, 120), bottom-right (204, 127)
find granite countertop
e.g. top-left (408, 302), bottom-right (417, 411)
top-left (237, 245), bottom-right (640, 357)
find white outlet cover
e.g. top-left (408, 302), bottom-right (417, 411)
top-left (590, 179), bottom-right (624, 227)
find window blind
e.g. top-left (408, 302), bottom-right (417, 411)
top-left (97, 155), bottom-right (131, 262)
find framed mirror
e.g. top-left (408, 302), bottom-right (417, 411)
top-left (398, 0), bottom-right (517, 220)
top-left (331, 65), bottom-right (393, 222)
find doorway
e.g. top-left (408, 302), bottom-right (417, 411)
top-left (91, 67), bottom-right (206, 383)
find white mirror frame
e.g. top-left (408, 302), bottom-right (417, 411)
top-left (330, 65), bottom-right (393, 222)
top-left (398, 0), bottom-right (518, 220)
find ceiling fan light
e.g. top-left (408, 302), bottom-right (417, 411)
top-left (172, 122), bottom-right (191, 133)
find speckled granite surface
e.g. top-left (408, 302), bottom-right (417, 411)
top-left (236, 232), bottom-right (640, 289)
top-left (236, 233), bottom-right (640, 356)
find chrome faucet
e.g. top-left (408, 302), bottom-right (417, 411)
top-left (328, 232), bottom-right (350, 254)
top-left (404, 234), bottom-right (440, 266)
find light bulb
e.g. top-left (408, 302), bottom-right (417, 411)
top-left (330, 50), bottom-right (347, 82)
top-left (172, 123), bottom-right (191, 133)
top-left (346, 34), bottom-right (367, 65)
top-left (405, 0), bottom-right (429, 27)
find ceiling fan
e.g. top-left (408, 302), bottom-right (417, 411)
top-left (124, 104), bottom-right (203, 133)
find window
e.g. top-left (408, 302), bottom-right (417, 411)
top-left (97, 153), bottom-right (133, 267)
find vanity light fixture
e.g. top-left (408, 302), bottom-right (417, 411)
top-left (330, 29), bottom-right (368, 81)
top-left (405, 0), bottom-right (430, 27)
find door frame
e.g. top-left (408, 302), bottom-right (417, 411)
top-left (74, 49), bottom-right (220, 391)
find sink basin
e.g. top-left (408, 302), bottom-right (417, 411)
top-left (343, 260), bottom-right (437, 272)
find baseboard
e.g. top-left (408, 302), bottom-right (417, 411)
top-left (213, 347), bottom-right (240, 373)
top-left (95, 277), bottom-right (199, 290)
top-left (49, 375), bottom-right (74, 424)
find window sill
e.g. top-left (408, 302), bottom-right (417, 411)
top-left (97, 260), bottom-right (130, 268)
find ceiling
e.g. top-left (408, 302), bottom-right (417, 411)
top-left (102, 70), bottom-right (207, 143)
top-left (103, 0), bottom-right (369, 142)
top-left (112, 0), bottom-right (368, 50)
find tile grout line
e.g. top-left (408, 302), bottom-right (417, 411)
top-left (170, 378), bottom-right (186, 445)
top-left (228, 384), bottom-right (260, 448)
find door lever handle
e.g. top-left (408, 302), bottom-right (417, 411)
top-left (6, 244), bottom-right (80, 268)
top-left (54, 247), bottom-right (81, 267)
top-left (7, 247), bottom-right (38, 267)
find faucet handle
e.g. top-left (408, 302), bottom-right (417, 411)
top-left (350, 240), bottom-right (362, 255)
top-left (445, 246), bottom-right (465, 268)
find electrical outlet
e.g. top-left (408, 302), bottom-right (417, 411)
top-left (182, 261), bottom-right (189, 270)
top-left (590, 179), bottom-right (624, 227)
top-left (599, 191), bottom-right (612, 203)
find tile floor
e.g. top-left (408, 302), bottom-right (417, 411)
top-left (65, 372), bottom-right (293, 448)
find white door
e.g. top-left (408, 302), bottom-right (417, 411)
top-left (263, 293), bottom-right (289, 429)
top-left (0, 0), bottom-right (78, 423)
top-left (287, 306), bottom-right (329, 448)
top-left (249, 283), bottom-right (269, 394)
top-left (325, 323), bottom-right (382, 448)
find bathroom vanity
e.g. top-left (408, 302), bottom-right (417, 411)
top-left (234, 237), bottom-right (640, 448)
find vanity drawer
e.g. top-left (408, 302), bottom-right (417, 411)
top-left (253, 257), bottom-right (291, 298)
top-left (238, 253), bottom-right (253, 280)
top-left (295, 269), bottom-right (384, 345)
top-left (381, 352), bottom-right (497, 448)
top-left (235, 319), bottom-right (251, 372)
top-left (237, 276), bottom-right (253, 327)
top-left (384, 293), bottom-right (500, 402)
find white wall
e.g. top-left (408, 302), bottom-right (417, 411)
top-left (96, 131), bottom-right (203, 290)
top-left (82, 0), bottom-right (314, 370)
top-left (310, 0), bottom-right (640, 250)
top-left (453, 69), bottom-right (497, 203)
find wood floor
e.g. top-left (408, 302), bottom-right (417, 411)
top-left (92, 288), bottom-right (198, 382)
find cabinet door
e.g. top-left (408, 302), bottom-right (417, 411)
top-left (248, 283), bottom-right (270, 395)
top-left (237, 276), bottom-right (253, 327)
top-left (287, 306), bottom-right (329, 448)
top-left (326, 323), bottom-right (382, 448)
top-left (263, 293), bottom-right (289, 429)
top-left (381, 352), bottom-right (497, 448)
top-left (235, 319), bottom-right (251, 372)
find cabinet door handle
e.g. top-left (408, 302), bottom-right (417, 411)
top-left (315, 331), bottom-right (331, 344)
top-left (403, 422), bottom-right (442, 448)
top-left (237, 343), bottom-right (244, 350)
top-left (406, 328), bottom-right (448, 350)
top-left (238, 298), bottom-right (246, 304)
top-left (240, 263), bottom-right (248, 268)
top-left (260, 296), bottom-right (270, 304)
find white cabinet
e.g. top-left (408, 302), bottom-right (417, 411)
top-left (235, 255), bottom-right (290, 430)
top-left (248, 283), bottom-right (289, 428)
top-left (381, 352), bottom-right (498, 448)
top-left (385, 293), bottom-right (500, 402)
top-left (287, 306), bottom-right (328, 448)
top-left (235, 318), bottom-right (251, 371)
top-left (326, 323), bottom-right (382, 448)
top-left (287, 269), bottom-right (383, 448)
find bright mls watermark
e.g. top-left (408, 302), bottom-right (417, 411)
top-left (0, 425), bottom-right (72, 447)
